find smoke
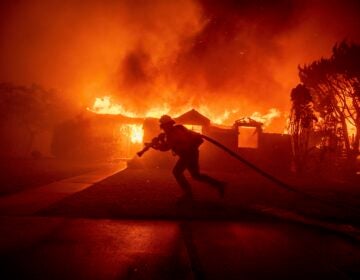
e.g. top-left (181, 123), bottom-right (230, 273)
top-left (1, 0), bottom-right (360, 130)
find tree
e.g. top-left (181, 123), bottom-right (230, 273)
top-left (0, 83), bottom-right (63, 157)
top-left (295, 41), bottom-right (360, 174)
top-left (332, 41), bottom-right (360, 153)
top-left (288, 84), bottom-right (317, 173)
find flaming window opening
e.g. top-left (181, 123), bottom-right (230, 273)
top-left (120, 124), bottom-right (144, 144)
top-left (238, 126), bottom-right (259, 148)
top-left (184, 124), bottom-right (203, 133)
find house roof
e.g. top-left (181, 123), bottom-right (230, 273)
top-left (86, 108), bottom-right (212, 126)
top-left (175, 109), bottom-right (211, 126)
top-left (85, 109), bottom-right (144, 124)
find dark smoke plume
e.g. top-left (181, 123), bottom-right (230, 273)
top-left (1, 0), bottom-right (360, 130)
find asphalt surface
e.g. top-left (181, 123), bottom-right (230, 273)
top-left (1, 161), bottom-right (360, 279)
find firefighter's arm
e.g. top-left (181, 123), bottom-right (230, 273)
top-left (151, 133), bottom-right (171, 151)
top-left (137, 133), bottom-right (169, 157)
top-left (154, 143), bottom-right (171, 151)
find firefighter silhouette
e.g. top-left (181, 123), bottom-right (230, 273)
top-left (153, 115), bottom-right (226, 201)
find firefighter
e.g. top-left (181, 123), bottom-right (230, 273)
top-left (153, 115), bottom-right (226, 201)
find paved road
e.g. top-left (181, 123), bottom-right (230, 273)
top-left (1, 164), bottom-right (360, 279)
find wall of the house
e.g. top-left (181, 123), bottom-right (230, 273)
top-left (258, 133), bottom-right (292, 173)
top-left (200, 126), bottom-right (292, 173)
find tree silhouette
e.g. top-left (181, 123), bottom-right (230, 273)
top-left (289, 84), bottom-right (317, 173)
top-left (293, 41), bottom-right (360, 174)
top-left (331, 41), bottom-right (360, 153)
top-left (0, 83), bottom-right (63, 157)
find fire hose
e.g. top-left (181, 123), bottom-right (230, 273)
top-left (200, 134), bottom-right (360, 213)
top-left (137, 133), bottom-right (360, 213)
top-left (137, 133), bottom-right (293, 189)
top-left (200, 134), bottom-right (297, 194)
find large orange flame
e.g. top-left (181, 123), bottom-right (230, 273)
top-left (91, 97), bottom-right (137, 117)
top-left (120, 124), bottom-right (144, 144)
top-left (250, 108), bottom-right (281, 127)
top-left (89, 96), bottom-right (171, 118)
top-left (89, 96), bottom-right (281, 124)
top-left (89, 96), bottom-right (282, 144)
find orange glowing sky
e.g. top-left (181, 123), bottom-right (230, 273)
top-left (1, 0), bottom-right (360, 131)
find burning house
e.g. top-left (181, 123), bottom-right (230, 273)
top-left (52, 104), bottom-right (291, 173)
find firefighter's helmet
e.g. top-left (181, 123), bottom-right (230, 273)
top-left (159, 115), bottom-right (175, 128)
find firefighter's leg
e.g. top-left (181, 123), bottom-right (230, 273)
top-left (187, 151), bottom-right (226, 197)
top-left (173, 158), bottom-right (192, 198)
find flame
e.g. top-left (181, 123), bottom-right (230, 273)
top-left (89, 96), bottom-right (282, 130)
top-left (250, 108), bottom-right (281, 127)
top-left (91, 96), bottom-right (137, 117)
top-left (120, 124), bottom-right (144, 143)
top-left (89, 96), bottom-right (169, 118)
top-left (144, 104), bottom-right (171, 118)
top-left (197, 105), bottom-right (239, 125)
